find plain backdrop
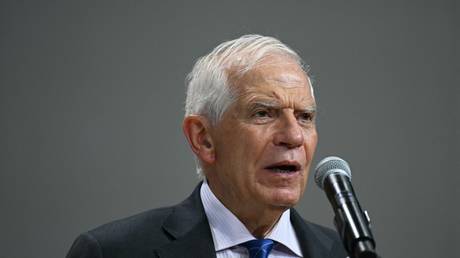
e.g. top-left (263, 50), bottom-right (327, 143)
top-left (1, 1), bottom-right (458, 258)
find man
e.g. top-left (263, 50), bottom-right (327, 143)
top-left (67, 35), bottom-right (347, 258)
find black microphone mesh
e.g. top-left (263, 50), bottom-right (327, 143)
top-left (314, 156), bottom-right (352, 189)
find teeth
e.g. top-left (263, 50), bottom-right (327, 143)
top-left (271, 168), bottom-right (295, 173)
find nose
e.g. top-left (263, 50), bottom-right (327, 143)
top-left (273, 111), bottom-right (304, 149)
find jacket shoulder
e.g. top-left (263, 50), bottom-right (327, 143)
top-left (290, 209), bottom-right (347, 258)
top-left (67, 206), bottom-right (174, 258)
top-left (304, 219), bottom-right (341, 242)
top-left (303, 220), bottom-right (348, 257)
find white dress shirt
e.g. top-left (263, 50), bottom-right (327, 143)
top-left (200, 180), bottom-right (303, 258)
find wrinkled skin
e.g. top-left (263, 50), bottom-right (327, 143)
top-left (185, 54), bottom-right (318, 237)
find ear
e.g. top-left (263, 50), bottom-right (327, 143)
top-left (182, 115), bottom-right (216, 165)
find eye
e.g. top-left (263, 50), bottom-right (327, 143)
top-left (254, 109), bottom-right (270, 118)
top-left (297, 111), bottom-right (315, 123)
top-left (250, 108), bottom-right (276, 123)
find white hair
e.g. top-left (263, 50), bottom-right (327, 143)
top-left (184, 34), bottom-right (310, 177)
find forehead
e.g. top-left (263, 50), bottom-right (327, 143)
top-left (230, 55), bottom-right (315, 108)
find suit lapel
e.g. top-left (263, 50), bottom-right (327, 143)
top-left (291, 209), bottom-right (333, 258)
top-left (153, 185), bottom-right (335, 258)
top-left (154, 183), bottom-right (216, 258)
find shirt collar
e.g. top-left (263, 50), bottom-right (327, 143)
top-left (200, 180), bottom-right (303, 256)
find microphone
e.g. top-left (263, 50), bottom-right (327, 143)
top-left (315, 156), bottom-right (378, 258)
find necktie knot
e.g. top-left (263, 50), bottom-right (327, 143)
top-left (241, 239), bottom-right (274, 258)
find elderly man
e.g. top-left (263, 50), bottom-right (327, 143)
top-left (67, 35), bottom-right (347, 258)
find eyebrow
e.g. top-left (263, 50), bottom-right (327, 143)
top-left (248, 99), bottom-right (317, 112)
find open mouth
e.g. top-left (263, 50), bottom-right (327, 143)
top-left (265, 162), bottom-right (301, 174)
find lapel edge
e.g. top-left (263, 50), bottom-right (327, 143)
top-left (155, 182), bottom-right (216, 258)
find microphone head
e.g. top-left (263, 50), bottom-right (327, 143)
top-left (314, 156), bottom-right (352, 189)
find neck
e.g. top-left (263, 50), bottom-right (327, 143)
top-left (238, 209), bottom-right (284, 238)
top-left (206, 179), bottom-right (286, 238)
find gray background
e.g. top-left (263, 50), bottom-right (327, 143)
top-left (1, 1), bottom-right (458, 257)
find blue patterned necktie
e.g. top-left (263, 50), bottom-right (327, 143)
top-left (241, 239), bottom-right (274, 258)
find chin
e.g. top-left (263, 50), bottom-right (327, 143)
top-left (266, 189), bottom-right (302, 208)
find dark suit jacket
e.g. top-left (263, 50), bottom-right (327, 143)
top-left (67, 184), bottom-right (347, 258)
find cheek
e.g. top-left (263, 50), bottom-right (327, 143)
top-left (216, 128), bottom-right (258, 171)
top-left (240, 131), bottom-right (270, 168)
top-left (304, 130), bottom-right (318, 156)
